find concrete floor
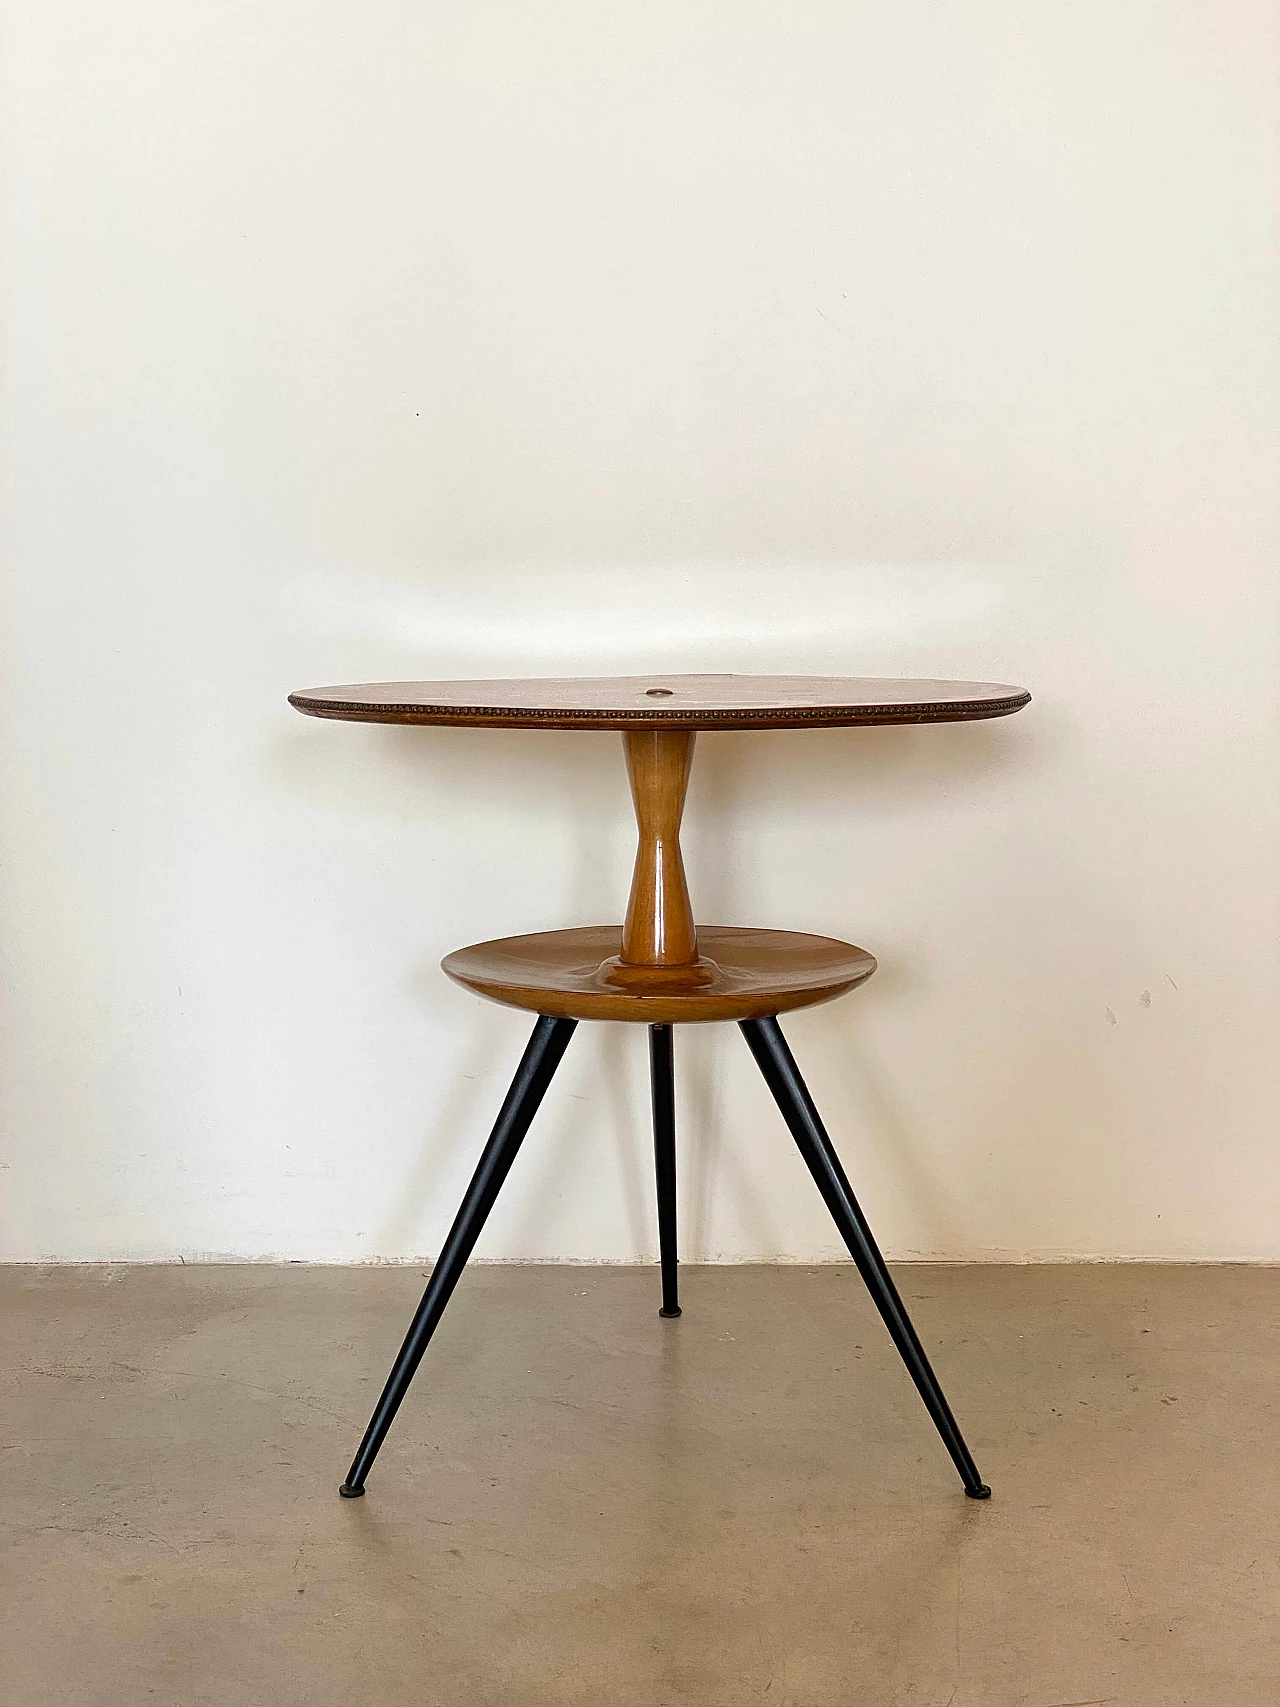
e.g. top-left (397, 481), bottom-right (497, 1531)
top-left (3, 1264), bottom-right (1279, 1706)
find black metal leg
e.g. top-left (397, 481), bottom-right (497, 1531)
top-left (339, 1013), bottom-right (578, 1497)
top-left (739, 1016), bottom-right (991, 1499)
top-left (648, 1024), bottom-right (681, 1318)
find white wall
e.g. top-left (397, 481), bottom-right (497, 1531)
top-left (2, 1), bottom-right (1277, 1263)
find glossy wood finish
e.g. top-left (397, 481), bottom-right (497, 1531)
top-left (442, 925), bottom-right (877, 1025)
top-left (290, 671), bottom-right (1029, 1006)
top-left (599, 729), bottom-right (714, 991)
top-left (292, 670), bottom-right (1012, 1497)
top-left (289, 673), bottom-right (1031, 730)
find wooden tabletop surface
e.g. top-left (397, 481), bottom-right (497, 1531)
top-left (288, 674), bottom-right (1030, 731)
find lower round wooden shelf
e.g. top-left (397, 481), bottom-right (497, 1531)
top-left (442, 925), bottom-right (876, 1024)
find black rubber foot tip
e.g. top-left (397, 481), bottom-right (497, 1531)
top-left (659, 1306), bottom-right (682, 1319)
top-left (965, 1483), bottom-right (992, 1500)
top-left (339, 1483), bottom-right (366, 1499)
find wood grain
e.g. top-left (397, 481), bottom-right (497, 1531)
top-left (442, 925), bottom-right (877, 1025)
top-left (599, 728), bottom-right (711, 989)
top-left (289, 673), bottom-right (1031, 730)
top-left (293, 670), bottom-right (1027, 1018)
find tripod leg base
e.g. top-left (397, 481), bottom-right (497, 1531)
top-left (739, 1015), bottom-right (992, 1501)
top-left (337, 1014), bottom-right (578, 1497)
top-left (658, 1306), bottom-right (682, 1319)
top-left (649, 1024), bottom-right (682, 1319)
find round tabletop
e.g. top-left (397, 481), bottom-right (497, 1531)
top-left (288, 673), bottom-right (1030, 731)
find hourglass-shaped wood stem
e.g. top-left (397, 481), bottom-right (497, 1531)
top-left (599, 729), bottom-right (715, 990)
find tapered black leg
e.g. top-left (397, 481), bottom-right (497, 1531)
top-left (739, 1017), bottom-right (991, 1499)
top-left (339, 1013), bottom-right (577, 1498)
top-left (649, 1024), bottom-right (681, 1318)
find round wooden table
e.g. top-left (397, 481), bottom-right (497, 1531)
top-left (290, 672), bottom-right (1030, 1503)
